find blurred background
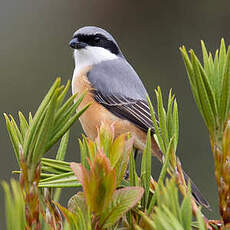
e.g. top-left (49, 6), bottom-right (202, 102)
top-left (1, 0), bottom-right (230, 227)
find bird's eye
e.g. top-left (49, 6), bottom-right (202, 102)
top-left (94, 36), bottom-right (100, 43)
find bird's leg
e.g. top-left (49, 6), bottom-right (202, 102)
top-left (124, 166), bottom-right (129, 180)
top-left (134, 148), bottom-right (138, 161)
top-left (124, 168), bottom-right (129, 180)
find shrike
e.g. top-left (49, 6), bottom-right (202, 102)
top-left (69, 26), bottom-right (209, 209)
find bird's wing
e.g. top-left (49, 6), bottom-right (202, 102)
top-left (93, 90), bottom-right (155, 133)
top-left (87, 59), bottom-right (156, 133)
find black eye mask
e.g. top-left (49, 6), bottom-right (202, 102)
top-left (76, 33), bottom-right (119, 55)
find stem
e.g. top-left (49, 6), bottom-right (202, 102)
top-left (211, 118), bottom-right (230, 226)
top-left (20, 150), bottom-right (41, 229)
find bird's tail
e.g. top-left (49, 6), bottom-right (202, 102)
top-left (182, 169), bottom-right (211, 210)
top-left (151, 141), bottom-right (210, 210)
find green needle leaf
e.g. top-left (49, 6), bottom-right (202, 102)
top-left (18, 112), bottom-right (29, 139)
top-left (39, 172), bottom-right (80, 188)
top-left (156, 87), bottom-right (169, 148)
top-left (129, 149), bottom-right (138, 187)
top-left (4, 114), bottom-right (20, 163)
top-left (31, 89), bottom-right (58, 167)
top-left (46, 103), bottom-right (90, 152)
top-left (141, 128), bottom-right (151, 209)
top-left (56, 80), bottom-right (70, 108)
top-left (56, 130), bottom-right (70, 161)
top-left (191, 50), bottom-right (216, 132)
top-left (220, 47), bottom-right (230, 124)
top-left (147, 96), bottom-right (165, 153)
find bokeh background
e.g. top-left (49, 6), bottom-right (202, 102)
top-left (1, 0), bottom-right (230, 227)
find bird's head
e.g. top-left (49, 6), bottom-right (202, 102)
top-left (69, 26), bottom-right (124, 68)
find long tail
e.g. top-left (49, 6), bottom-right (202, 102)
top-left (183, 170), bottom-right (211, 210)
top-left (150, 142), bottom-right (211, 210)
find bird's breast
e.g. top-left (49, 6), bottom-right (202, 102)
top-left (71, 65), bottom-right (151, 154)
top-left (72, 65), bottom-right (119, 139)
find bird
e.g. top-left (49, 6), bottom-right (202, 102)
top-left (69, 26), bottom-right (210, 209)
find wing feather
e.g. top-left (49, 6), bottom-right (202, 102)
top-left (93, 90), bottom-right (156, 133)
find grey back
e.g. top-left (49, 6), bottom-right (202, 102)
top-left (87, 58), bottom-right (149, 101)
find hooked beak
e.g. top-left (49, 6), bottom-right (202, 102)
top-left (69, 38), bottom-right (87, 49)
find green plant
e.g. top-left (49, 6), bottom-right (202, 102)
top-left (134, 178), bottom-right (206, 230)
top-left (2, 80), bottom-right (206, 230)
top-left (2, 179), bottom-right (26, 230)
top-left (181, 39), bottom-right (230, 227)
top-left (2, 38), bottom-right (230, 229)
top-left (4, 78), bottom-right (90, 229)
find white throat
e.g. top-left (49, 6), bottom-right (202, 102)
top-left (72, 46), bottom-right (118, 94)
top-left (73, 46), bottom-right (118, 74)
